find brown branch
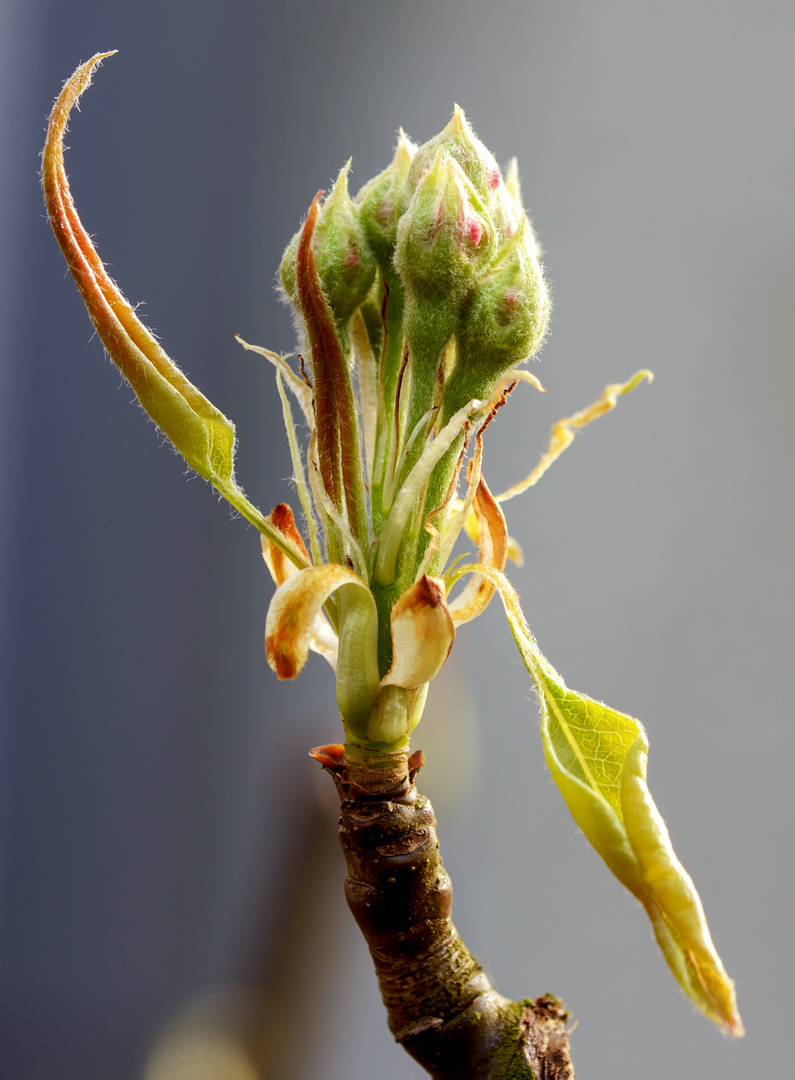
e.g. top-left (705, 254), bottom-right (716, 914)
top-left (311, 745), bottom-right (575, 1079)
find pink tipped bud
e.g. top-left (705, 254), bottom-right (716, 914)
top-left (443, 218), bottom-right (550, 415)
top-left (394, 149), bottom-right (496, 297)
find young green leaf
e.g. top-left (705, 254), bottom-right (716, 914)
top-left (43, 53), bottom-right (306, 571)
top-left (463, 563), bottom-right (744, 1037)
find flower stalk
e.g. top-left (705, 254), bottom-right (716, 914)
top-left (44, 52), bottom-right (743, 1078)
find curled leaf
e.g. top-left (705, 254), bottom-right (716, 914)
top-left (462, 563), bottom-right (743, 1037)
top-left (235, 338), bottom-right (314, 430)
top-left (260, 504), bottom-right (310, 586)
top-left (260, 505), bottom-right (337, 671)
top-left (380, 576), bottom-right (454, 690)
top-left (265, 563), bottom-right (370, 681)
top-left (271, 370), bottom-right (323, 568)
top-left (334, 582), bottom-right (382, 732)
top-left (506, 535), bottom-right (524, 567)
top-left (350, 309), bottom-right (379, 485)
top-left (461, 502), bottom-right (524, 567)
top-left (43, 54), bottom-right (305, 568)
top-left (495, 370), bottom-right (653, 504)
top-left (295, 193), bottom-right (368, 547)
top-left (448, 474), bottom-right (508, 626)
top-left (43, 54), bottom-right (234, 485)
top-left (428, 431), bottom-right (484, 580)
top-left (621, 734), bottom-right (744, 1037)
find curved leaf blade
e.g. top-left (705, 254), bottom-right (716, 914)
top-left (462, 563), bottom-right (744, 1037)
top-left (43, 54), bottom-right (234, 487)
top-left (43, 54), bottom-right (307, 570)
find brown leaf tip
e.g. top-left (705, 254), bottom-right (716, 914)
top-left (414, 574), bottom-right (445, 609)
top-left (309, 743), bottom-right (345, 769)
top-left (271, 502), bottom-right (309, 558)
top-left (265, 634), bottom-right (298, 680)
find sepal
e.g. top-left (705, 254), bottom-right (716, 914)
top-left (447, 219), bottom-right (549, 415)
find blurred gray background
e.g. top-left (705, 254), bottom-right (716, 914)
top-left (2, 1), bottom-right (793, 1077)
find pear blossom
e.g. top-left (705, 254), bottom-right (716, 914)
top-left (43, 53), bottom-right (742, 1038)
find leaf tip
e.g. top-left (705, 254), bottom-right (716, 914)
top-left (265, 632), bottom-right (301, 680)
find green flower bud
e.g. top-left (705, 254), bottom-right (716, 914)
top-left (407, 104), bottom-right (502, 203)
top-left (444, 217), bottom-right (550, 416)
top-left (280, 163), bottom-right (376, 327)
top-left (394, 149), bottom-right (496, 300)
top-left (355, 129), bottom-right (417, 270)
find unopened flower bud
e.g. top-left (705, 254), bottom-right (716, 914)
top-left (355, 129), bottom-right (417, 271)
top-left (280, 163), bottom-right (376, 327)
top-left (407, 104), bottom-right (502, 203)
top-left (444, 218), bottom-right (550, 414)
top-left (394, 149), bottom-right (496, 299)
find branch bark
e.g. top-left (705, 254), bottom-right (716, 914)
top-left (311, 745), bottom-right (575, 1079)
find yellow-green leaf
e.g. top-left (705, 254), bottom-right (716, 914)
top-left (463, 563), bottom-right (744, 1037)
top-left (620, 734), bottom-right (744, 1036)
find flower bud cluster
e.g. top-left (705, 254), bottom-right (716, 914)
top-left (279, 106), bottom-right (549, 408)
top-left (274, 108), bottom-right (552, 747)
top-left (395, 107), bottom-right (549, 417)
